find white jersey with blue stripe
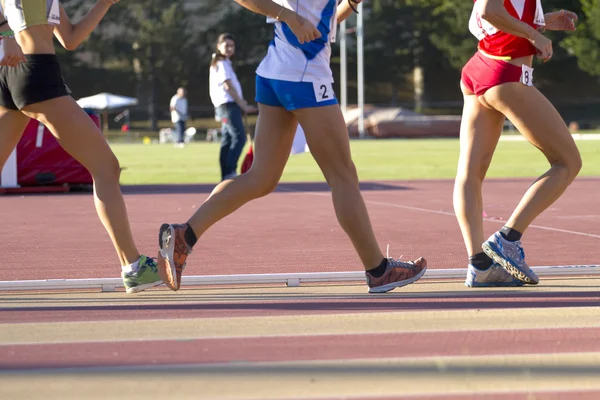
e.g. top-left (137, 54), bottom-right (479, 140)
top-left (256, 0), bottom-right (337, 83)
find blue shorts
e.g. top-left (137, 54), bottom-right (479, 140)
top-left (255, 75), bottom-right (338, 111)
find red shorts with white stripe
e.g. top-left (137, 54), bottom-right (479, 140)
top-left (461, 51), bottom-right (523, 96)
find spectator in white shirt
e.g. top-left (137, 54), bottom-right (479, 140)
top-left (170, 87), bottom-right (188, 147)
top-left (209, 33), bottom-right (256, 180)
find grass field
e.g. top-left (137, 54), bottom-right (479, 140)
top-left (111, 138), bottom-right (600, 185)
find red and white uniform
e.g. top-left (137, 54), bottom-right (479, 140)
top-left (461, 0), bottom-right (545, 96)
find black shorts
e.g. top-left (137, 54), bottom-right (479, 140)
top-left (0, 54), bottom-right (71, 110)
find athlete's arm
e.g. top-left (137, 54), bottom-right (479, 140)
top-left (337, 0), bottom-right (362, 23)
top-left (479, 0), bottom-right (553, 60)
top-left (233, 0), bottom-right (321, 44)
top-left (543, 9), bottom-right (577, 31)
top-left (0, 13), bottom-right (26, 67)
top-left (0, 36), bottom-right (26, 67)
top-left (54, 0), bottom-right (118, 51)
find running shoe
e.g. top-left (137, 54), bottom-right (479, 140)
top-left (482, 232), bottom-right (539, 285)
top-left (465, 262), bottom-right (525, 287)
top-left (157, 223), bottom-right (193, 291)
top-left (366, 257), bottom-right (427, 293)
top-left (122, 255), bottom-right (163, 294)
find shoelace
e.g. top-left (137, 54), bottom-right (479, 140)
top-left (514, 241), bottom-right (526, 259)
top-left (386, 244), bottom-right (415, 269)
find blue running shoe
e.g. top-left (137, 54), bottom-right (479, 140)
top-left (482, 232), bottom-right (539, 285)
top-left (465, 263), bottom-right (525, 287)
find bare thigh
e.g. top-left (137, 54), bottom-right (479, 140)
top-left (0, 106), bottom-right (31, 167)
top-left (20, 96), bottom-right (120, 176)
top-left (292, 105), bottom-right (356, 182)
top-left (482, 84), bottom-right (580, 168)
top-left (457, 82), bottom-right (506, 179)
top-left (250, 104), bottom-right (298, 184)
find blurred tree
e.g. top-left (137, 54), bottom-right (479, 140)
top-left (53, 0), bottom-right (599, 122)
top-left (561, 0), bottom-right (600, 76)
top-left (58, 0), bottom-right (203, 129)
top-left (361, 0), bottom-right (469, 110)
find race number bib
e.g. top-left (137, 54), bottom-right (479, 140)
top-left (313, 81), bottom-right (334, 102)
top-left (521, 65), bottom-right (534, 86)
top-left (534, 0), bottom-right (545, 26)
top-left (468, 2), bottom-right (498, 40)
top-left (48, 0), bottom-right (61, 25)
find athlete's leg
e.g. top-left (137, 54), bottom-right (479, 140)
top-left (189, 104), bottom-right (296, 236)
top-left (0, 107), bottom-right (30, 169)
top-left (293, 105), bottom-right (382, 268)
top-left (478, 83), bottom-right (581, 284)
top-left (157, 104), bottom-right (298, 289)
top-left (454, 83), bottom-right (505, 258)
top-left (454, 84), bottom-right (524, 288)
top-left (21, 97), bottom-right (140, 266)
top-left (294, 105), bottom-right (426, 293)
top-left (482, 84), bottom-right (582, 232)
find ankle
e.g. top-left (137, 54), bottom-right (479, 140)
top-left (184, 223), bottom-right (198, 248)
top-left (469, 252), bottom-right (493, 270)
top-left (500, 226), bottom-right (522, 242)
top-left (367, 258), bottom-right (388, 278)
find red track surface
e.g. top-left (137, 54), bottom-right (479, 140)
top-left (1, 179), bottom-right (599, 399)
top-left (4, 328), bottom-right (600, 369)
top-left (1, 178), bottom-right (599, 281)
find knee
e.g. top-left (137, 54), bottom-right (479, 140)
top-left (255, 178), bottom-right (279, 198)
top-left (569, 153), bottom-right (583, 180)
top-left (323, 161), bottom-right (360, 189)
top-left (90, 152), bottom-right (121, 182)
top-left (553, 151), bottom-right (582, 182)
top-left (455, 172), bottom-right (482, 188)
top-left (247, 170), bottom-right (280, 198)
top-left (455, 163), bottom-right (488, 187)
top-left (457, 149), bottom-right (494, 182)
top-left (569, 151), bottom-right (583, 179)
top-left (105, 153), bottom-right (122, 181)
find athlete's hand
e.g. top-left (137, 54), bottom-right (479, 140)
top-left (0, 37), bottom-right (26, 67)
top-left (530, 31), bottom-right (553, 62)
top-left (281, 10), bottom-right (321, 44)
top-left (244, 104), bottom-right (258, 114)
top-left (100, 0), bottom-right (120, 6)
top-left (544, 10), bottom-right (578, 31)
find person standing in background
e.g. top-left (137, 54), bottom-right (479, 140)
top-left (170, 87), bottom-right (188, 148)
top-left (209, 33), bottom-right (256, 181)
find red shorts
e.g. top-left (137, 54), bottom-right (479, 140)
top-left (461, 51), bottom-right (523, 96)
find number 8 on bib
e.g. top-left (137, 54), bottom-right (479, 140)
top-left (521, 65), bottom-right (534, 87)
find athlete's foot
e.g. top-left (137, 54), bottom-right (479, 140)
top-left (366, 257), bottom-right (427, 293)
top-left (465, 262), bottom-right (525, 287)
top-left (157, 223), bottom-right (193, 290)
top-left (482, 232), bottom-right (539, 285)
top-left (122, 255), bottom-right (163, 294)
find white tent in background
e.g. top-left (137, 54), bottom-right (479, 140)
top-left (291, 125), bottom-right (309, 155)
top-left (76, 93), bottom-right (138, 110)
top-left (76, 93), bottom-right (138, 133)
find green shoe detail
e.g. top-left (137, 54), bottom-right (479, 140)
top-left (122, 255), bottom-right (163, 294)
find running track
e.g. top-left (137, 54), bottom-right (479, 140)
top-left (1, 178), bottom-right (599, 399)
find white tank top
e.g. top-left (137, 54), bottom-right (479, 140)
top-left (256, 0), bottom-right (338, 83)
top-left (0, 0), bottom-right (60, 33)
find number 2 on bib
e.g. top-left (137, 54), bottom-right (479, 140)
top-left (313, 81), bottom-right (334, 103)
